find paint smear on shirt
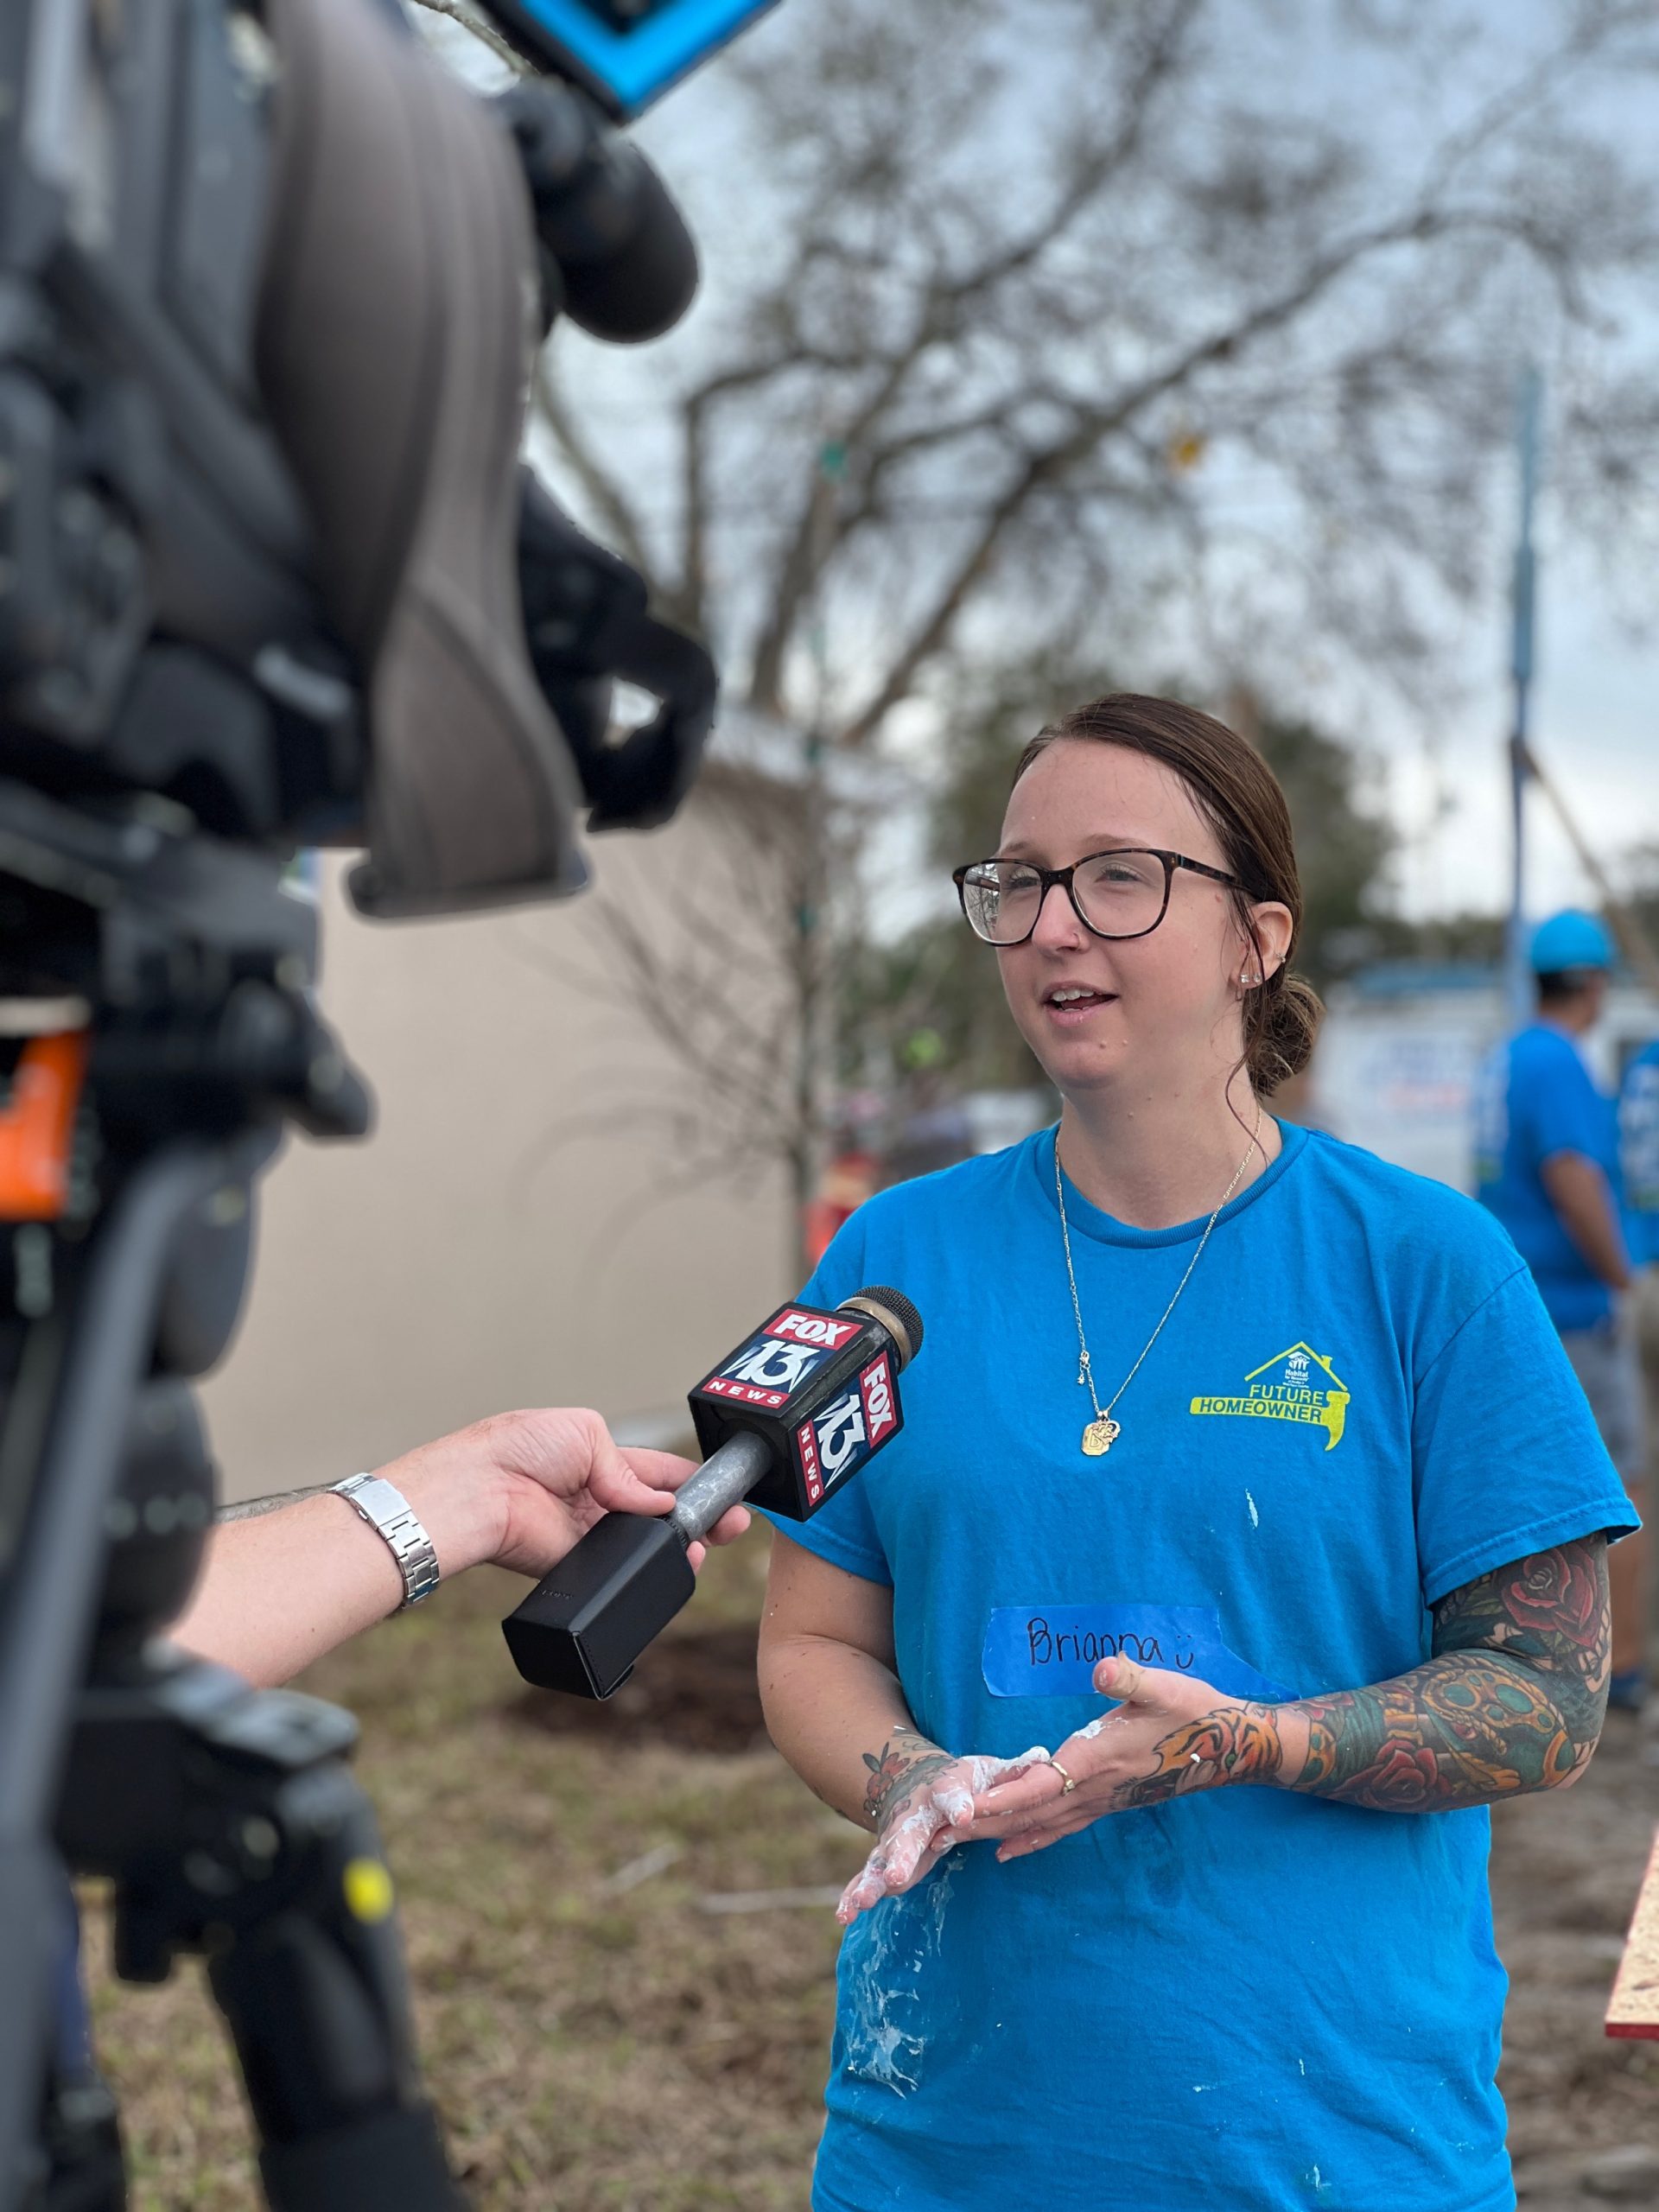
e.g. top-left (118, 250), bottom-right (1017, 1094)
top-left (1246, 1491), bottom-right (1259, 1529)
top-left (842, 1860), bottom-right (957, 2096)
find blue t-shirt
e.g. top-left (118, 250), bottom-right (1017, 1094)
top-left (1474, 1021), bottom-right (1622, 1332)
top-left (1619, 1040), bottom-right (1659, 1268)
top-left (776, 1123), bottom-right (1637, 2212)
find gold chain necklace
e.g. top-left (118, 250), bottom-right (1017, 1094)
top-left (1056, 1107), bottom-right (1262, 1458)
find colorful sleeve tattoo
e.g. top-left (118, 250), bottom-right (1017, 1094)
top-left (1119, 1535), bottom-right (1611, 1814)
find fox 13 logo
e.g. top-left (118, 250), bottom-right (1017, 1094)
top-left (794, 1352), bottom-right (898, 1508)
top-left (701, 1306), bottom-right (862, 1413)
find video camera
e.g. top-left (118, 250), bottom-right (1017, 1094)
top-left (0, 1), bottom-right (775, 2205)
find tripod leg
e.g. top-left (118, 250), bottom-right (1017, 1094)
top-left (0, 1145), bottom-right (221, 2212)
top-left (37, 1883), bottom-right (126, 2212)
top-left (202, 1764), bottom-right (464, 2212)
top-left (257, 2106), bottom-right (458, 2212)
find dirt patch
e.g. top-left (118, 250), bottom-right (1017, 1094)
top-left (509, 1621), bottom-right (770, 1752)
top-left (1496, 1704), bottom-right (1659, 2208)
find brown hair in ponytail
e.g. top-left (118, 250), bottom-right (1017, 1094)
top-left (1012, 694), bottom-right (1323, 1095)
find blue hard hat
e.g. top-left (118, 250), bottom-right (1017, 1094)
top-left (1529, 909), bottom-right (1615, 975)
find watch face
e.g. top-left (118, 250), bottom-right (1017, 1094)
top-left (483, 0), bottom-right (780, 118)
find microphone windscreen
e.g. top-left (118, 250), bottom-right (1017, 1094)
top-left (559, 159), bottom-right (699, 341)
top-left (842, 1287), bottom-right (925, 1370)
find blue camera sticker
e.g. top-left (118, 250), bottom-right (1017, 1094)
top-left (489, 0), bottom-right (780, 118)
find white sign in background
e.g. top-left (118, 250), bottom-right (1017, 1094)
top-left (1311, 985), bottom-right (1659, 1195)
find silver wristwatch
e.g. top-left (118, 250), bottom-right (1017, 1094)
top-left (330, 1473), bottom-right (441, 1609)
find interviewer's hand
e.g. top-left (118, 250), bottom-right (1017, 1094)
top-left (385, 1407), bottom-right (750, 1582)
top-left (174, 1408), bottom-right (749, 1689)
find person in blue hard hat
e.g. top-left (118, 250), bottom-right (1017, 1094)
top-left (1618, 1023), bottom-right (1659, 1699)
top-left (1475, 909), bottom-right (1648, 1706)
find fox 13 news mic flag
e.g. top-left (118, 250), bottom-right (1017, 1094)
top-left (503, 1287), bottom-right (923, 1697)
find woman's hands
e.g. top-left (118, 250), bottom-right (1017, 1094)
top-left (955, 1655), bottom-right (1286, 1862)
top-left (836, 1661), bottom-right (1291, 1917)
top-left (836, 1660), bottom-right (1282, 1921)
top-left (837, 1728), bottom-right (1052, 1924)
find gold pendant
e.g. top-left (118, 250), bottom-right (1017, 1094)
top-left (1081, 1417), bottom-right (1121, 1457)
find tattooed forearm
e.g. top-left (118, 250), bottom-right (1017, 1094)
top-left (860, 1726), bottom-right (953, 1830)
top-left (1294, 1656), bottom-right (1585, 1804)
top-left (1116, 1538), bottom-right (1611, 1816)
top-left (1287, 1536), bottom-right (1611, 1810)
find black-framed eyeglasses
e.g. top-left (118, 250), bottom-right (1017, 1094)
top-left (952, 848), bottom-right (1241, 946)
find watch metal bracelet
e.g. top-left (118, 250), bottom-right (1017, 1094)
top-left (331, 1472), bottom-right (441, 1608)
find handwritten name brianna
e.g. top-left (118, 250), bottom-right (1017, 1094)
top-left (1025, 1618), bottom-right (1198, 1671)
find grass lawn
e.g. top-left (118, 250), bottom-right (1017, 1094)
top-left (79, 1531), bottom-right (1659, 2208)
top-left (82, 1535), bottom-right (858, 2210)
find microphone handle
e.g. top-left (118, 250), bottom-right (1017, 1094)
top-left (668, 1429), bottom-right (773, 1545)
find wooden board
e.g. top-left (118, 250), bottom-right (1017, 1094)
top-left (1606, 1826), bottom-right (1659, 2040)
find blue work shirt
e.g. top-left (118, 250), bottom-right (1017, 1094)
top-left (1619, 1039), bottom-right (1659, 1268)
top-left (772, 1123), bottom-right (1636, 2212)
top-left (1474, 1021), bottom-right (1622, 1332)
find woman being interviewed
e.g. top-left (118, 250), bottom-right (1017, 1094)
top-left (758, 696), bottom-right (1637, 2212)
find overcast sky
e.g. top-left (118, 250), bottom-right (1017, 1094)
top-left (1380, 542), bottom-right (1656, 922)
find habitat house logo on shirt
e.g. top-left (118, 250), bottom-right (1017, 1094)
top-left (1189, 1342), bottom-right (1351, 1451)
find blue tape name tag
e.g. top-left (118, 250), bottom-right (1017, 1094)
top-left (982, 1605), bottom-right (1294, 1703)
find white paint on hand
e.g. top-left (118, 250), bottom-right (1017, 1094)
top-left (841, 1747), bottom-right (1049, 1922)
top-left (964, 1745), bottom-right (1052, 1789)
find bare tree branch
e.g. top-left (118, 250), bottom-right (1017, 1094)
top-left (842, 197), bottom-right (1468, 740)
top-left (677, 354), bottom-right (823, 632)
top-left (741, 2), bottom-right (1209, 714)
top-left (405, 0), bottom-right (531, 74)
top-left (532, 356), bottom-right (661, 591)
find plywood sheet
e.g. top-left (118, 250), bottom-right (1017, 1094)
top-left (1606, 1826), bottom-right (1659, 2041)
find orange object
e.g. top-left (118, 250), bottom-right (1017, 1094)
top-left (804, 1151), bottom-right (879, 1270)
top-left (0, 1031), bottom-right (88, 1221)
top-left (1606, 1825), bottom-right (1659, 2040)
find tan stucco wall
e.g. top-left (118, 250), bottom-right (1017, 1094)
top-left (199, 798), bottom-right (794, 1503)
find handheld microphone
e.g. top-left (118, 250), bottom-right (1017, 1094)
top-left (502, 1286), bottom-right (923, 1698)
top-left (496, 78), bottom-right (699, 342)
